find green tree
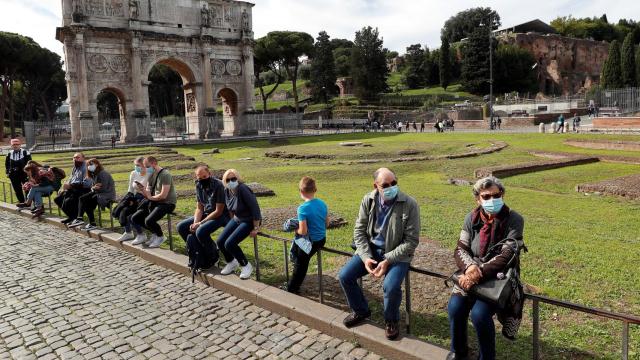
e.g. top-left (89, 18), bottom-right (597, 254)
top-left (439, 37), bottom-right (452, 90)
top-left (310, 31), bottom-right (338, 103)
top-left (621, 32), bottom-right (637, 87)
top-left (350, 26), bottom-right (389, 101)
top-left (636, 46), bottom-right (640, 87)
top-left (329, 39), bottom-right (354, 78)
top-left (254, 35), bottom-right (287, 113)
top-left (461, 27), bottom-right (493, 94)
top-left (493, 44), bottom-right (537, 93)
top-left (550, 16), bottom-right (623, 42)
top-left (262, 31), bottom-right (314, 113)
top-left (441, 7), bottom-right (500, 43)
top-left (148, 64), bottom-right (184, 117)
top-left (402, 44), bottom-right (425, 89)
top-left (601, 40), bottom-right (623, 89)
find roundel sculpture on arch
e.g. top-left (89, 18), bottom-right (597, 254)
top-left (57, 0), bottom-right (255, 146)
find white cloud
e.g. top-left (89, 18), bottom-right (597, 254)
top-left (1, 0), bottom-right (639, 60)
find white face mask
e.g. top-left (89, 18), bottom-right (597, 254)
top-left (87, 164), bottom-right (97, 172)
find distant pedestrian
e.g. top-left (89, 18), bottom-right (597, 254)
top-left (496, 117), bottom-right (501, 130)
top-left (111, 135), bottom-right (116, 149)
top-left (420, 121), bottom-right (425, 132)
top-left (412, 122), bottom-right (418, 132)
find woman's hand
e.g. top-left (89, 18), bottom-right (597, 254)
top-left (250, 228), bottom-right (259, 238)
top-left (465, 264), bottom-right (483, 283)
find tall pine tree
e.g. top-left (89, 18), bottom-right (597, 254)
top-left (402, 44), bottom-right (425, 89)
top-left (439, 37), bottom-right (452, 90)
top-left (601, 40), bottom-right (623, 89)
top-left (350, 26), bottom-right (389, 101)
top-left (461, 27), bottom-right (491, 94)
top-left (310, 31), bottom-right (338, 103)
top-left (636, 46), bottom-right (640, 87)
top-left (621, 32), bottom-right (637, 87)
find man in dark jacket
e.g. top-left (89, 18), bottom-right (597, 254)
top-left (5, 138), bottom-right (32, 203)
top-left (54, 153), bottom-right (92, 224)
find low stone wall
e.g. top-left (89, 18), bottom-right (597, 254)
top-left (474, 156), bottom-right (599, 178)
top-left (593, 117), bottom-right (640, 129)
top-left (576, 174), bottom-right (640, 199)
top-left (565, 139), bottom-right (640, 151)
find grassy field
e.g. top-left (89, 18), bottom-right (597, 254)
top-left (3, 132), bottom-right (640, 359)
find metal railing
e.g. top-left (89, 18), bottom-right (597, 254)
top-left (2, 180), bottom-right (638, 359)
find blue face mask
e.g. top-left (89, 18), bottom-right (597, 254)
top-left (481, 197), bottom-right (504, 214)
top-left (227, 180), bottom-right (239, 190)
top-left (146, 167), bottom-right (154, 175)
top-left (134, 166), bottom-right (142, 174)
top-left (382, 185), bottom-right (399, 201)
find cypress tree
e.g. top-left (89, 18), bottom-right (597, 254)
top-left (621, 33), bottom-right (636, 87)
top-left (310, 31), bottom-right (338, 102)
top-left (601, 40), bottom-right (623, 89)
top-left (439, 37), bottom-right (452, 90)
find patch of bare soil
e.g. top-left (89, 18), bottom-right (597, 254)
top-left (260, 205), bottom-right (348, 231)
top-left (265, 151), bottom-right (334, 160)
top-left (576, 174), bottom-right (640, 200)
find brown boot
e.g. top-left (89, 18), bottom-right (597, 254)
top-left (31, 207), bottom-right (45, 218)
top-left (385, 321), bottom-right (399, 340)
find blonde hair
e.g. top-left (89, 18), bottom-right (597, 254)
top-left (222, 169), bottom-right (242, 187)
top-left (299, 176), bottom-right (317, 193)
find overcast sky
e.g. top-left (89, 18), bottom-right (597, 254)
top-left (2, 0), bottom-right (639, 60)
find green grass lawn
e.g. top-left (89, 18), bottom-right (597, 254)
top-left (3, 132), bottom-right (640, 359)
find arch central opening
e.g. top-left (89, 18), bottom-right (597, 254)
top-left (96, 88), bottom-right (125, 143)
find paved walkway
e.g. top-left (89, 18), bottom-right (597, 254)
top-left (0, 211), bottom-right (382, 360)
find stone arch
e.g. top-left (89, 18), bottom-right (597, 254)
top-left (217, 87), bottom-right (239, 135)
top-left (93, 86), bottom-right (128, 143)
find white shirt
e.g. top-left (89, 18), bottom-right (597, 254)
top-left (127, 170), bottom-right (150, 194)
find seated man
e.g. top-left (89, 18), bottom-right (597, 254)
top-left (131, 156), bottom-right (177, 248)
top-left (177, 165), bottom-right (230, 265)
top-left (54, 153), bottom-right (92, 224)
top-left (338, 168), bottom-right (420, 340)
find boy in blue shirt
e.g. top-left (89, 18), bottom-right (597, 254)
top-left (286, 176), bottom-right (328, 294)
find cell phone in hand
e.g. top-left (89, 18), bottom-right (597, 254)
top-left (134, 180), bottom-right (142, 186)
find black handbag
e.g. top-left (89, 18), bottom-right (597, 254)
top-left (448, 239), bottom-right (521, 309)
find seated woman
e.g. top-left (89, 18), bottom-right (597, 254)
top-left (284, 176), bottom-right (328, 294)
top-left (112, 156), bottom-right (150, 242)
top-left (67, 158), bottom-right (116, 231)
top-left (17, 161), bottom-right (55, 217)
top-left (447, 176), bottom-right (525, 360)
top-left (217, 169), bottom-right (261, 280)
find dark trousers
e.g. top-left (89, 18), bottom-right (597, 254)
top-left (8, 172), bottom-right (26, 203)
top-left (288, 238), bottom-right (325, 292)
top-left (448, 294), bottom-right (497, 360)
top-left (112, 195), bottom-right (143, 233)
top-left (216, 218), bottom-right (252, 266)
top-left (77, 192), bottom-right (98, 224)
top-left (54, 188), bottom-right (90, 219)
top-left (131, 202), bottom-right (175, 237)
top-left (177, 215), bottom-right (230, 244)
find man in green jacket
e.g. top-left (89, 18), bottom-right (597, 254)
top-left (338, 168), bottom-right (420, 340)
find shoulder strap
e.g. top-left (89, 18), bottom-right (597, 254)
top-left (151, 168), bottom-right (165, 195)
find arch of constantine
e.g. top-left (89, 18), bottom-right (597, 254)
top-left (56, 0), bottom-right (255, 146)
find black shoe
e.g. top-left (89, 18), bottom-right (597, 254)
top-left (16, 202), bottom-right (30, 209)
top-left (61, 218), bottom-right (73, 224)
top-left (31, 207), bottom-right (45, 218)
top-left (446, 352), bottom-right (469, 360)
top-left (342, 310), bottom-right (371, 328)
top-left (385, 321), bottom-right (399, 340)
top-left (279, 283), bottom-right (300, 295)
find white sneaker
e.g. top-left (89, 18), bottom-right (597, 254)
top-left (147, 235), bottom-right (165, 248)
top-left (117, 232), bottom-right (135, 242)
top-left (83, 223), bottom-right (97, 231)
top-left (239, 263), bottom-right (253, 280)
top-left (220, 259), bottom-right (239, 275)
top-left (67, 219), bottom-right (85, 228)
top-left (131, 233), bottom-right (147, 245)
top-left (145, 234), bottom-right (158, 247)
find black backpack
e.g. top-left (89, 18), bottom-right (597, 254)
top-left (50, 167), bottom-right (66, 192)
top-left (186, 233), bottom-right (219, 283)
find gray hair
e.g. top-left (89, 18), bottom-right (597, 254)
top-left (472, 176), bottom-right (505, 197)
top-left (373, 167), bottom-right (397, 181)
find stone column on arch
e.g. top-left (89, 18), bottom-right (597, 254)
top-left (126, 37), bottom-right (144, 143)
top-left (203, 52), bottom-right (219, 138)
top-left (63, 37), bottom-right (81, 147)
top-left (75, 30), bottom-right (100, 147)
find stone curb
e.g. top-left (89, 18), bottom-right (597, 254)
top-left (0, 203), bottom-right (448, 360)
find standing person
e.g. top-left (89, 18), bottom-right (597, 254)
top-left (557, 114), bottom-right (565, 133)
top-left (412, 122), bottom-right (418, 132)
top-left (55, 153), bottom-right (92, 224)
top-left (130, 156), bottom-right (177, 248)
top-left (496, 117), bottom-right (501, 130)
top-left (217, 169), bottom-right (261, 280)
top-left (112, 157), bottom-right (150, 242)
top-left (397, 121), bottom-right (403, 132)
top-left (5, 138), bottom-right (31, 203)
top-left (110, 135), bottom-right (117, 149)
top-left (420, 121), bottom-right (425, 133)
top-left (338, 168), bottom-right (420, 340)
top-left (176, 165), bottom-right (229, 264)
top-left (447, 176), bottom-right (525, 360)
top-left (67, 158), bottom-right (116, 230)
top-left (284, 176), bottom-right (328, 294)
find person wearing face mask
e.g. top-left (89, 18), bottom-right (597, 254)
top-left (112, 157), bottom-right (150, 242)
top-left (54, 152), bottom-right (93, 224)
top-left (446, 176), bottom-right (525, 360)
top-left (217, 169), bottom-right (261, 280)
top-left (176, 165), bottom-right (229, 267)
top-left (283, 176), bottom-right (328, 294)
top-left (67, 158), bottom-right (116, 230)
top-left (337, 167), bottom-right (420, 341)
top-left (5, 138), bottom-right (32, 203)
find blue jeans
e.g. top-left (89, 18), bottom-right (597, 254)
top-left (216, 218), bottom-right (252, 266)
top-left (177, 215), bottom-right (230, 244)
top-left (448, 294), bottom-right (497, 360)
top-left (27, 185), bottom-right (54, 207)
top-left (338, 248), bottom-right (410, 323)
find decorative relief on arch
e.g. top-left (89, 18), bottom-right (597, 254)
top-left (87, 53), bottom-right (131, 81)
top-left (109, 55), bottom-right (130, 73)
top-left (140, 50), bottom-right (203, 74)
top-left (211, 59), bottom-right (243, 82)
top-left (88, 54), bottom-right (109, 73)
top-left (185, 93), bottom-right (197, 113)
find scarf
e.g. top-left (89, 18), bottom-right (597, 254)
top-left (473, 204), bottom-right (511, 258)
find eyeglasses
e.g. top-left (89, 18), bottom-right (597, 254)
top-left (378, 180), bottom-right (397, 189)
top-left (480, 192), bottom-right (502, 200)
top-left (226, 177), bottom-right (238, 183)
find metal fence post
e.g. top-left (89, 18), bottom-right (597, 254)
top-left (9, 184), bottom-right (14, 204)
top-left (317, 249), bottom-right (324, 304)
top-left (283, 239), bottom-right (290, 284)
top-left (253, 235), bottom-right (261, 281)
top-left (167, 214), bottom-right (173, 251)
top-left (2, 182), bottom-right (6, 202)
top-left (622, 321), bottom-right (629, 360)
top-left (404, 271), bottom-right (412, 334)
top-left (532, 298), bottom-right (540, 360)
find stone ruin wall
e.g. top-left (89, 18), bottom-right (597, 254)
top-left (498, 33), bottom-right (610, 95)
